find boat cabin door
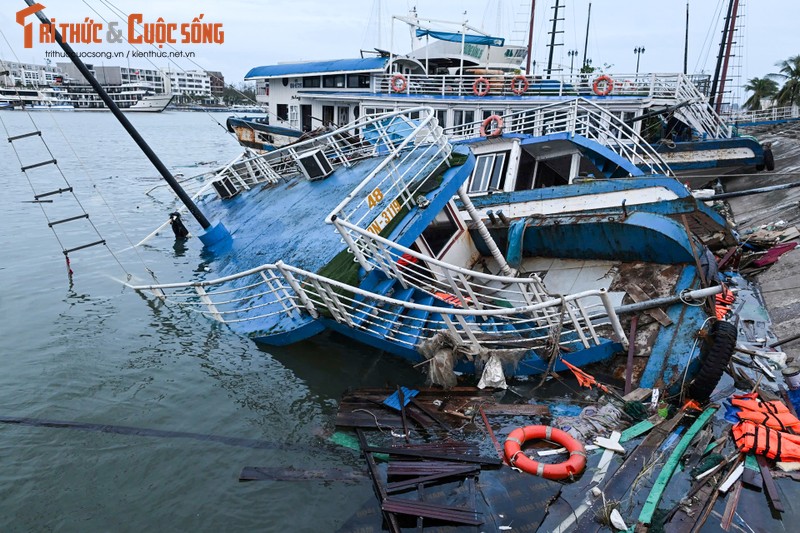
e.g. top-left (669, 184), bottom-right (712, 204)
top-left (301, 105), bottom-right (313, 132)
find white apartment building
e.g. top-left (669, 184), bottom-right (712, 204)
top-left (0, 59), bottom-right (62, 87)
top-left (160, 69), bottom-right (213, 102)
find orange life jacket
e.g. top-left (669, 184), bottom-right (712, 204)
top-left (732, 420), bottom-right (800, 462)
top-left (730, 392), bottom-right (800, 434)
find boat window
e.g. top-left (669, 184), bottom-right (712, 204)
top-left (347, 75), bottom-right (370, 89)
top-left (337, 106), bottom-right (350, 126)
top-left (436, 109), bottom-right (447, 128)
top-left (453, 110), bottom-right (475, 128)
top-left (322, 106), bottom-right (335, 127)
top-left (422, 206), bottom-right (461, 257)
top-left (481, 110), bottom-right (505, 121)
top-left (468, 152), bottom-right (508, 194)
top-left (302, 76), bottom-right (321, 88)
top-left (323, 75), bottom-right (346, 88)
top-left (276, 104), bottom-right (288, 121)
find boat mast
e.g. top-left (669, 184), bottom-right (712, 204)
top-left (525, 0), bottom-right (536, 74)
top-left (683, 1), bottom-right (689, 75)
top-left (581, 2), bottom-right (592, 70)
top-left (23, 0), bottom-right (212, 231)
top-left (545, 0), bottom-right (563, 79)
top-left (715, 0), bottom-right (740, 114)
top-left (709, 0), bottom-right (734, 108)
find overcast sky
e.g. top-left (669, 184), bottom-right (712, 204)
top-left (1, 1), bottom-right (797, 102)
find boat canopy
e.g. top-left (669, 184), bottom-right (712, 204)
top-left (414, 29), bottom-right (504, 47)
top-left (245, 57), bottom-right (389, 80)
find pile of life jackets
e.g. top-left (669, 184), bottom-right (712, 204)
top-left (715, 286), bottom-right (736, 320)
top-left (731, 392), bottom-right (800, 462)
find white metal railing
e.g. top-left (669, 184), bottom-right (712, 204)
top-left (667, 75), bottom-right (731, 139)
top-left (444, 98), bottom-right (673, 176)
top-left (374, 72), bottom-right (711, 100)
top-left (128, 258), bottom-right (626, 355)
top-left (325, 108), bottom-right (451, 230)
top-left (724, 105), bottom-right (800, 124)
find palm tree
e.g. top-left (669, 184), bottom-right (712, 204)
top-left (743, 77), bottom-right (778, 110)
top-left (770, 55), bottom-right (800, 107)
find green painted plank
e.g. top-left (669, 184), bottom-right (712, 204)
top-left (744, 453), bottom-right (759, 471)
top-left (638, 407), bottom-right (718, 526)
top-left (619, 419), bottom-right (655, 443)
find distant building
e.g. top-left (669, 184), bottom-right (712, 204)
top-left (207, 70), bottom-right (225, 98)
top-left (56, 63), bottom-right (164, 92)
top-left (161, 69), bottom-right (213, 103)
top-left (0, 60), bottom-right (62, 87)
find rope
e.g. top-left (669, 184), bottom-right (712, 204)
top-left (533, 295), bottom-right (568, 390)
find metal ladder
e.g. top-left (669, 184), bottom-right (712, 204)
top-left (6, 126), bottom-right (108, 274)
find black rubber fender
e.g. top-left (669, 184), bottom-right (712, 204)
top-left (687, 320), bottom-right (738, 403)
top-left (764, 148), bottom-right (775, 171)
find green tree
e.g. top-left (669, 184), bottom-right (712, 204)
top-left (743, 77), bottom-right (778, 110)
top-left (770, 55), bottom-right (800, 107)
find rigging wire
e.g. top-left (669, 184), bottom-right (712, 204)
top-left (0, 31), bottom-right (131, 279)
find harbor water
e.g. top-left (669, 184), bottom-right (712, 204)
top-left (0, 111), bottom-right (425, 531)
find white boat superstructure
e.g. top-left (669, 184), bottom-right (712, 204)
top-left (0, 86), bottom-right (74, 110)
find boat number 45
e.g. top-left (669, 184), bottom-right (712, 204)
top-left (366, 187), bottom-right (402, 234)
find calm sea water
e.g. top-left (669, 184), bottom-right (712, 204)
top-left (0, 110), bottom-right (425, 531)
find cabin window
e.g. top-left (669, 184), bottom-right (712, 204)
top-left (347, 74), bottom-right (370, 88)
top-left (453, 110), bottom-right (475, 128)
top-left (322, 105), bottom-right (335, 126)
top-left (421, 205), bottom-right (461, 257)
top-left (468, 152), bottom-right (508, 194)
top-left (276, 104), bottom-right (289, 121)
top-left (337, 106), bottom-right (350, 126)
top-left (302, 77), bottom-right (321, 88)
top-left (323, 75), bottom-right (346, 88)
top-left (435, 109), bottom-right (447, 128)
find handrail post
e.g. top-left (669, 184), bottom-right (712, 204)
top-left (275, 261), bottom-right (319, 319)
top-left (331, 216), bottom-right (372, 272)
top-left (599, 289), bottom-right (627, 349)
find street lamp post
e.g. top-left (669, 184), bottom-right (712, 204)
top-left (634, 46), bottom-right (646, 74)
top-left (568, 50), bottom-right (578, 75)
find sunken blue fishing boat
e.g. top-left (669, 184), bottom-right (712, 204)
top-left (132, 101), bottom-right (734, 392)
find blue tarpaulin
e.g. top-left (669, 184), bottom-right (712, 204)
top-left (415, 29), bottom-right (505, 47)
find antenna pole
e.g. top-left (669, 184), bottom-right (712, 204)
top-left (23, 0), bottom-right (212, 231)
top-left (582, 2), bottom-right (592, 69)
top-left (525, 1), bottom-right (536, 73)
top-left (684, 1), bottom-right (689, 75)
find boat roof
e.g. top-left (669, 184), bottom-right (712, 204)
top-left (245, 58), bottom-right (389, 80)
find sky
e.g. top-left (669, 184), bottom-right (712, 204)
top-left (1, 0), bottom-right (797, 101)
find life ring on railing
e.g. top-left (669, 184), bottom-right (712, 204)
top-left (592, 75), bottom-right (614, 96)
top-left (390, 73), bottom-right (407, 93)
top-left (480, 115), bottom-right (504, 137)
top-left (473, 77), bottom-right (490, 97)
top-left (510, 75), bottom-right (529, 95)
top-left (504, 425), bottom-right (587, 480)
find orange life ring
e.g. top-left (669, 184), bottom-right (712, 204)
top-left (480, 115), bottom-right (503, 137)
top-left (391, 74), bottom-right (407, 93)
top-left (504, 425), bottom-right (587, 480)
top-left (592, 75), bottom-right (614, 96)
top-left (510, 75), bottom-right (529, 95)
top-left (473, 77), bottom-right (490, 97)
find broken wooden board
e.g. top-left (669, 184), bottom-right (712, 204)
top-left (625, 283), bottom-right (674, 327)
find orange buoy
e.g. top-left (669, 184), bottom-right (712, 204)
top-left (390, 74), bottom-right (407, 93)
top-left (473, 77), bottom-right (490, 96)
top-left (504, 425), bottom-right (586, 480)
top-left (510, 75), bottom-right (529, 95)
top-left (480, 115), bottom-right (503, 137)
top-left (592, 75), bottom-right (614, 96)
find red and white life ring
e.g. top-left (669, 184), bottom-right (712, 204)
top-left (473, 77), bottom-right (490, 97)
top-left (390, 74), bottom-right (407, 93)
top-left (510, 75), bottom-right (529, 95)
top-left (480, 115), bottom-right (504, 137)
top-left (592, 75), bottom-right (614, 96)
top-left (504, 425), bottom-right (587, 480)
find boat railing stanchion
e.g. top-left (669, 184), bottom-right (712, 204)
top-left (330, 216), bottom-right (372, 272)
top-left (600, 288), bottom-right (628, 349)
top-left (274, 261), bottom-right (319, 319)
